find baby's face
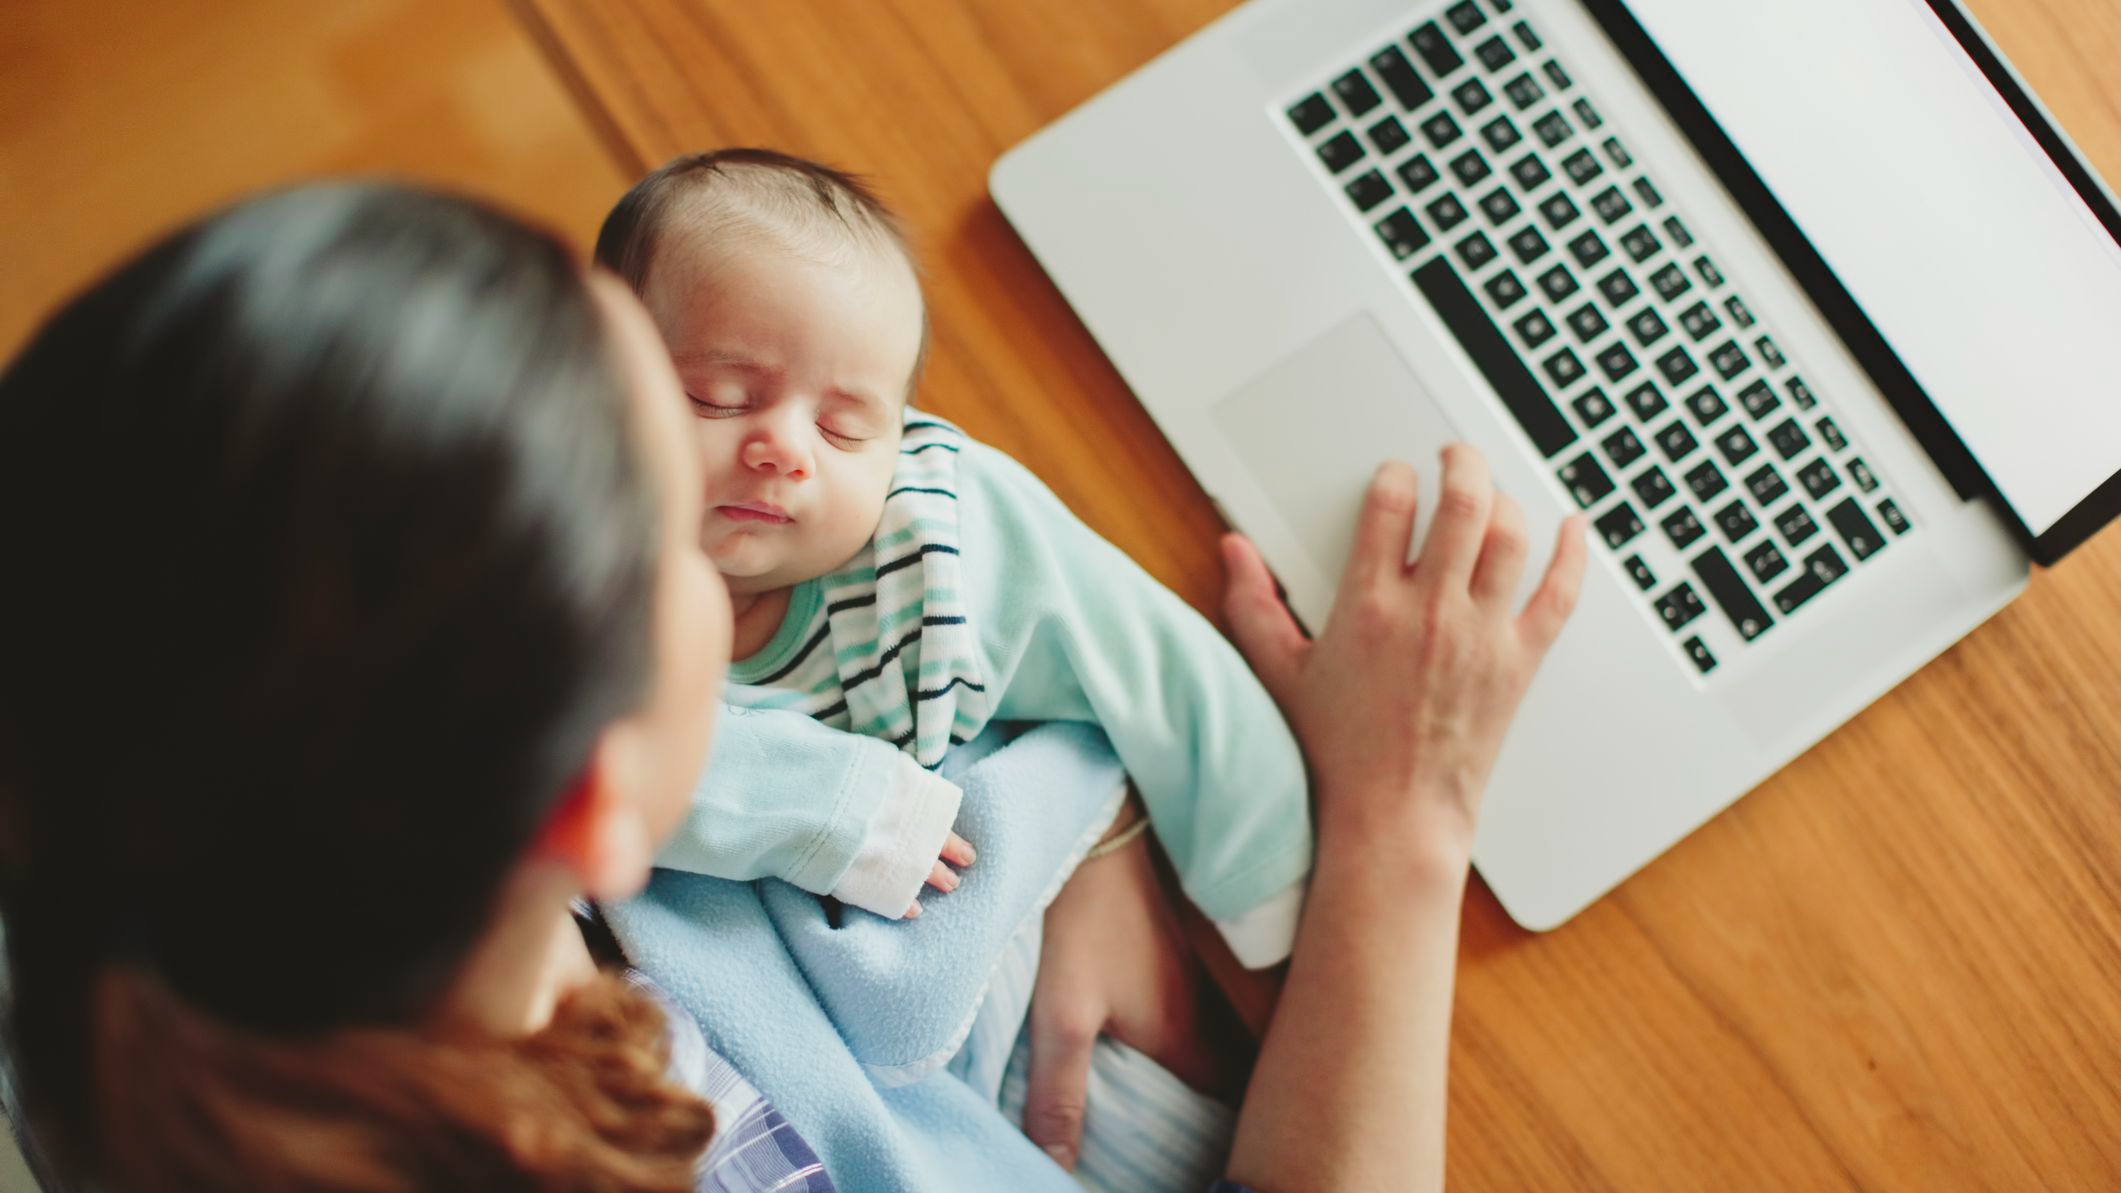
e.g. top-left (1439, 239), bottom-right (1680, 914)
top-left (642, 238), bottom-right (925, 594)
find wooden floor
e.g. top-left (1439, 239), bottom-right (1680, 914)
top-left (0, 0), bottom-right (627, 357)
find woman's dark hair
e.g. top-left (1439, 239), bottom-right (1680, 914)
top-left (0, 183), bottom-right (713, 1188)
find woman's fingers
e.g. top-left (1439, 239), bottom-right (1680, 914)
top-left (1023, 999), bottom-right (1100, 1171)
top-left (1220, 533), bottom-right (1307, 704)
top-left (1518, 515), bottom-right (1590, 655)
top-left (1468, 489), bottom-right (1529, 610)
top-left (1416, 444), bottom-right (1494, 597)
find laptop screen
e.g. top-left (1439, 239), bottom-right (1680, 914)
top-left (1614, 0), bottom-right (2121, 556)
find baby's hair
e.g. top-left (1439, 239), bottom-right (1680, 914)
top-left (595, 148), bottom-right (929, 398)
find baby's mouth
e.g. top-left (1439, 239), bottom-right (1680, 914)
top-left (718, 500), bottom-right (793, 525)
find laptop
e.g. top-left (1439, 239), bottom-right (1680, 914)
top-left (991, 0), bottom-right (2121, 928)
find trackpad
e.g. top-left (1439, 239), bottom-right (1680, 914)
top-left (1212, 313), bottom-right (1460, 581)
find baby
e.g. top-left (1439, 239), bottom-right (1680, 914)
top-left (596, 149), bottom-right (1312, 967)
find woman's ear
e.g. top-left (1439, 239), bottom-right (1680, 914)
top-left (534, 731), bottom-right (658, 901)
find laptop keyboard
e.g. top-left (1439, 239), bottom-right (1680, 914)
top-left (1283, 0), bottom-right (1914, 675)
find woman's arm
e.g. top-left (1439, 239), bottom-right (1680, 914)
top-left (1220, 447), bottom-right (1588, 1192)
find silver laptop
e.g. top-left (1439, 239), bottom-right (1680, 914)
top-left (991, 0), bottom-right (2121, 928)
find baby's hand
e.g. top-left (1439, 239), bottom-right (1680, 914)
top-left (905, 831), bottom-right (978, 919)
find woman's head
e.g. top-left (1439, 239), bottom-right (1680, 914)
top-left (0, 182), bottom-right (730, 1185)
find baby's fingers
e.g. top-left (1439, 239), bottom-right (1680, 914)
top-left (942, 831), bottom-right (978, 868)
top-left (925, 859), bottom-right (962, 893)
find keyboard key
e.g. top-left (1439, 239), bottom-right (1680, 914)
top-left (1370, 45), bottom-right (1437, 111)
top-left (1596, 341), bottom-right (1638, 382)
top-left (1375, 207), bottom-right (1431, 259)
top-left (1691, 545), bottom-right (1772, 640)
top-left (1409, 258), bottom-right (1578, 456)
top-left (1744, 539), bottom-right (1790, 584)
top-left (1542, 60), bottom-right (1573, 90)
top-left (1712, 499), bottom-right (1758, 542)
top-left (1423, 111), bottom-right (1465, 148)
top-left (1569, 230), bottom-right (1610, 268)
top-left (1512, 19), bottom-right (1542, 51)
top-left (1683, 385), bottom-right (1728, 426)
top-left (1724, 295), bottom-right (1756, 328)
top-left (1631, 177), bottom-right (1664, 207)
top-left (1649, 262), bottom-right (1692, 301)
top-left (1480, 186), bottom-right (1521, 224)
top-left (1663, 215), bottom-right (1695, 248)
top-left (1816, 417), bottom-right (1848, 453)
top-left (1533, 110), bottom-right (1572, 147)
top-left (1543, 347), bottom-right (1586, 387)
top-left (1775, 504), bottom-right (1819, 546)
top-left (1684, 459), bottom-right (1728, 502)
top-left (1624, 553), bottom-right (1658, 590)
top-left (1628, 307), bottom-right (1671, 347)
top-left (1682, 635), bottom-right (1718, 674)
top-left (1561, 148), bottom-right (1603, 185)
top-left (1715, 424), bottom-right (1758, 465)
top-left (1736, 379), bottom-right (1780, 420)
top-left (1454, 78), bottom-right (1494, 115)
top-left (1624, 382), bottom-right (1668, 421)
top-left (1619, 224), bottom-right (1660, 263)
top-left (1825, 496), bottom-right (1884, 560)
top-left (1692, 256), bottom-right (1724, 288)
top-left (1490, 0), bottom-right (1515, 11)
top-left (1508, 226), bottom-right (1551, 264)
top-left (1319, 130), bottom-right (1365, 173)
top-left (1572, 387), bottom-right (1616, 428)
top-left (1595, 501), bottom-right (1646, 548)
top-left (1538, 192), bottom-right (1581, 230)
top-left (1409, 22), bottom-right (1465, 78)
top-left (1334, 71), bottom-right (1384, 119)
top-left (1427, 194), bottom-right (1470, 231)
top-left (1656, 581), bottom-right (1707, 630)
top-left (1598, 269), bottom-right (1639, 307)
top-left (1796, 456), bottom-right (1841, 499)
top-left (1590, 185), bottom-right (1633, 225)
top-left (1845, 458), bottom-right (1878, 496)
top-left (1483, 268), bottom-right (1528, 308)
top-left (1768, 417), bottom-right (1810, 459)
top-left (1369, 115), bottom-right (1412, 154)
top-left (1510, 154), bottom-right (1553, 192)
top-left (1602, 425), bottom-right (1646, 469)
top-left (1514, 309), bottom-right (1557, 348)
top-left (1557, 451), bottom-right (1614, 507)
top-left (1398, 154), bottom-right (1442, 193)
top-left (1482, 115), bottom-right (1523, 152)
top-left (1568, 303), bottom-right (1611, 343)
top-left (1745, 462), bottom-right (1789, 506)
top-left (1601, 136), bottom-right (1633, 170)
top-left (1756, 335), bottom-right (1787, 368)
top-left (1678, 301), bottom-right (1721, 341)
top-left (1662, 506), bottom-right (1707, 550)
top-left (1877, 498), bottom-right (1911, 535)
top-left (1709, 340), bottom-right (1749, 380)
top-left (1772, 544), bottom-right (1848, 614)
top-left (1446, 0), bottom-right (1488, 34)
top-left (1655, 419), bottom-right (1698, 462)
top-left (1536, 264), bottom-right (1580, 301)
top-left (1786, 376), bottom-right (1817, 409)
top-left (1656, 345), bottom-right (1699, 385)
top-left (1475, 36), bottom-right (1517, 71)
top-left (1452, 150), bottom-right (1494, 186)
top-left (1288, 93), bottom-right (1335, 135)
top-left (1573, 97), bottom-right (1604, 128)
top-left (1346, 170), bottom-right (1394, 211)
top-left (1632, 464), bottom-right (1677, 508)
top-left (1503, 72), bottom-right (1546, 110)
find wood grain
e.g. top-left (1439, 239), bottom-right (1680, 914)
top-left (515, 1), bottom-right (2121, 1187)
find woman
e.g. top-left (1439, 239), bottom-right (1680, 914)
top-left (0, 182), bottom-right (1582, 1191)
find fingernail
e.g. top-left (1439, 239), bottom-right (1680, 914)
top-left (905, 902), bottom-right (922, 919)
top-left (1042, 1144), bottom-right (1074, 1170)
top-left (939, 870), bottom-right (959, 891)
top-left (959, 843), bottom-right (978, 866)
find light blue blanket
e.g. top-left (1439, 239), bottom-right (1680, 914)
top-left (603, 722), bottom-right (1131, 1193)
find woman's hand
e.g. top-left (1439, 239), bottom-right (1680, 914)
top-left (1221, 446), bottom-right (1587, 867)
top-left (1020, 803), bottom-right (1230, 1171)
